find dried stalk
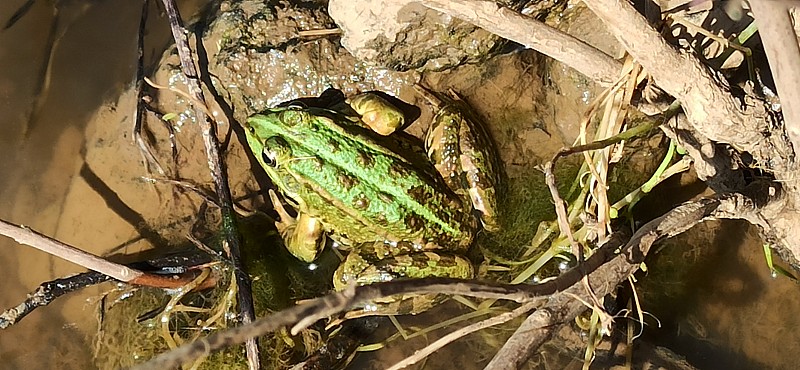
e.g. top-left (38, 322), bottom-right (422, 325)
top-left (158, 0), bottom-right (261, 368)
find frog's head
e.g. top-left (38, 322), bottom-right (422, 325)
top-left (244, 107), bottom-right (312, 198)
top-left (245, 105), bottom-right (315, 160)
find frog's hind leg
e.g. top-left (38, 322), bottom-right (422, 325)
top-left (423, 95), bottom-right (502, 232)
top-left (334, 251), bottom-right (475, 316)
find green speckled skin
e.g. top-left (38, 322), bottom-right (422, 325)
top-left (245, 107), bottom-right (475, 253)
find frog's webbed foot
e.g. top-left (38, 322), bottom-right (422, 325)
top-left (269, 189), bottom-right (325, 262)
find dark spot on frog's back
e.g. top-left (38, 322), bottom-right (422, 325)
top-left (377, 192), bottom-right (394, 204)
top-left (448, 197), bottom-right (463, 211)
top-left (353, 193), bottom-right (370, 210)
top-left (309, 157), bottom-right (324, 171)
top-left (357, 151), bottom-right (375, 168)
top-left (374, 212), bottom-right (388, 226)
top-left (337, 173), bottom-right (359, 190)
top-left (327, 138), bottom-right (340, 153)
top-left (388, 163), bottom-right (408, 178)
top-left (404, 214), bottom-right (422, 230)
top-left (407, 185), bottom-right (429, 203)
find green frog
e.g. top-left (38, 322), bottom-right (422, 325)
top-left (244, 90), bottom-right (501, 314)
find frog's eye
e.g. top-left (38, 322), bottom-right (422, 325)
top-left (262, 137), bottom-right (291, 167)
top-left (262, 149), bottom-right (277, 167)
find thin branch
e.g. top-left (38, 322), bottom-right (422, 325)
top-left (133, 0), bottom-right (168, 176)
top-left (0, 219), bottom-right (140, 282)
top-left (158, 0), bottom-right (260, 367)
top-left (0, 218), bottom-right (213, 289)
top-left (1, 249), bottom-right (216, 329)
top-left (1, 271), bottom-right (112, 329)
top-left (542, 110), bottom-right (666, 256)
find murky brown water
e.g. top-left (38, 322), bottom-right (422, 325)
top-left (1, 1), bottom-right (799, 369)
top-left (0, 0), bottom-right (176, 368)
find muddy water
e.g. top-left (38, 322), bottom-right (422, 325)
top-left (0, 1), bottom-right (798, 370)
top-left (0, 1), bottom-right (176, 368)
top-left (637, 219), bottom-right (800, 370)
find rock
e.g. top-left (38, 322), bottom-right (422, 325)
top-left (328, 0), bottom-right (503, 71)
top-left (205, 0), bottom-right (418, 121)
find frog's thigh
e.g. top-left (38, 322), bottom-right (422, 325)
top-left (425, 107), bottom-right (463, 190)
top-left (426, 107), bottom-right (500, 231)
top-left (336, 251), bottom-right (475, 316)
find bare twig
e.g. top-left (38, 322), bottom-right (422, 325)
top-left (0, 218), bottom-right (212, 289)
top-left (133, 0), bottom-right (168, 176)
top-left (416, 0), bottom-right (622, 86)
top-left (2, 249), bottom-right (216, 330)
top-left (0, 219), bottom-right (140, 281)
top-left (158, 0), bottom-right (260, 367)
top-left (659, 114), bottom-right (744, 191)
top-left (3, 0), bottom-right (35, 30)
top-left (542, 111), bottom-right (666, 254)
top-left (1, 271), bottom-right (112, 329)
top-left (543, 160), bottom-right (579, 254)
top-left (19, 0), bottom-right (59, 138)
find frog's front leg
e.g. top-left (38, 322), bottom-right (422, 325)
top-left (269, 190), bottom-right (325, 262)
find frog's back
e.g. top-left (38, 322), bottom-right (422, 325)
top-left (271, 108), bottom-right (474, 250)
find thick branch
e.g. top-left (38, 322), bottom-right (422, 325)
top-left (581, 0), bottom-right (800, 261)
top-left (750, 0), bottom-right (800, 152)
top-left (582, 0), bottom-right (795, 177)
top-left (485, 180), bottom-right (781, 368)
top-left (417, 0), bottom-right (622, 86)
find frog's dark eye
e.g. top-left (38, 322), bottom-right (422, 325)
top-left (262, 149), bottom-right (277, 167)
top-left (262, 137), bottom-right (290, 167)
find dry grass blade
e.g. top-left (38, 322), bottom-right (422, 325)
top-left (386, 301), bottom-right (539, 370)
